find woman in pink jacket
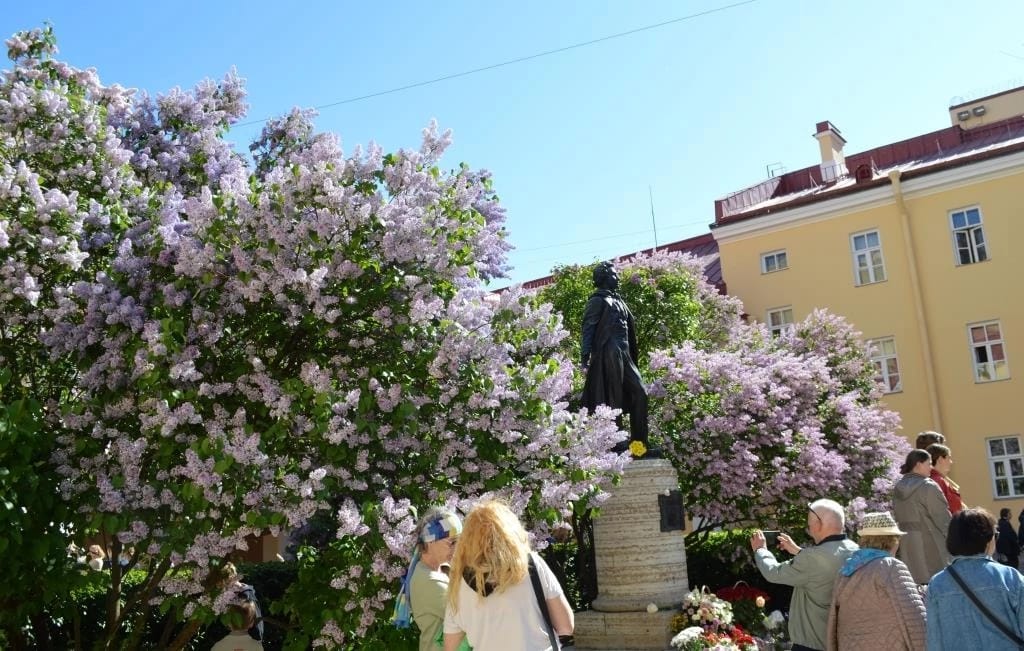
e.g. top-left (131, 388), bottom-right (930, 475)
top-left (826, 512), bottom-right (927, 651)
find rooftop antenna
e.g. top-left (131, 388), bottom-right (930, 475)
top-left (648, 185), bottom-right (659, 250)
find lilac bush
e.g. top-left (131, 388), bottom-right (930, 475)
top-left (649, 309), bottom-right (908, 536)
top-left (1, 25), bottom-right (139, 645)
top-left (2, 28), bottom-right (625, 649)
top-left (540, 255), bottom-right (905, 540)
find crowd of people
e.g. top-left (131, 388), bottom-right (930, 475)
top-left (751, 430), bottom-right (1024, 651)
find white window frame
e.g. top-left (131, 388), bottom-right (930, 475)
top-left (850, 229), bottom-right (887, 286)
top-left (987, 435), bottom-right (1024, 498)
top-left (949, 206), bottom-right (989, 266)
top-left (766, 306), bottom-right (794, 336)
top-left (760, 250), bottom-right (789, 274)
top-left (867, 337), bottom-right (902, 393)
top-left (968, 320), bottom-right (1010, 383)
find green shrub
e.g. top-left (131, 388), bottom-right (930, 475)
top-left (685, 530), bottom-right (792, 615)
top-left (37, 562), bottom-right (302, 650)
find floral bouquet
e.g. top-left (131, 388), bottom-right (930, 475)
top-left (670, 626), bottom-right (758, 651)
top-left (670, 586), bottom-right (787, 651)
top-left (714, 584), bottom-right (770, 638)
top-left (671, 587), bottom-right (734, 635)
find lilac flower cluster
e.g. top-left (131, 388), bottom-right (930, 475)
top-left (2, 27), bottom-right (625, 644)
top-left (649, 309), bottom-right (907, 532)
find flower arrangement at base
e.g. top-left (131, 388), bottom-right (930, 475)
top-left (670, 626), bottom-right (758, 651)
top-left (714, 584), bottom-right (771, 638)
top-left (669, 587), bottom-right (780, 651)
top-left (671, 587), bottom-right (734, 635)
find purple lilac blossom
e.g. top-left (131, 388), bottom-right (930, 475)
top-left (3, 26), bottom-right (625, 645)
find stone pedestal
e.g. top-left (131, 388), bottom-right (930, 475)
top-left (574, 458), bottom-right (688, 651)
top-left (574, 610), bottom-right (678, 650)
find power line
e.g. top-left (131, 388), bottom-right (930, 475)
top-left (234, 0), bottom-right (758, 128)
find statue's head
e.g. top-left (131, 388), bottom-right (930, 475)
top-left (593, 262), bottom-right (619, 290)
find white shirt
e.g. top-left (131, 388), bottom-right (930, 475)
top-left (210, 632), bottom-right (264, 651)
top-left (444, 553), bottom-right (563, 651)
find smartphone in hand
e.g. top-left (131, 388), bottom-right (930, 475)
top-left (762, 530), bottom-right (780, 547)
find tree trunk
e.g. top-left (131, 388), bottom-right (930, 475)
top-left (28, 612), bottom-right (53, 650)
top-left (166, 619), bottom-right (201, 651)
top-left (103, 548), bottom-right (124, 649)
top-left (2, 623), bottom-right (28, 651)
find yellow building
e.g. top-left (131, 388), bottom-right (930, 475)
top-left (712, 87), bottom-right (1024, 518)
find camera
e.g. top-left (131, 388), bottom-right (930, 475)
top-left (762, 530), bottom-right (780, 547)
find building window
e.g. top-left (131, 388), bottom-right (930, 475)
top-left (969, 321), bottom-right (1010, 382)
top-left (766, 307), bottom-right (793, 336)
top-left (761, 250), bottom-right (788, 274)
top-left (988, 436), bottom-right (1024, 498)
top-left (851, 230), bottom-right (886, 286)
top-left (868, 337), bottom-right (901, 393)
top-left (950, 207), bottom-right (988, 265)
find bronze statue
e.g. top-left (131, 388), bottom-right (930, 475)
top-left (580, 262), bottom-right (651, 455)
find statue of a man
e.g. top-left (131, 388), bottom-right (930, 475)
top-left (580, 262), bottom-right (650, 454)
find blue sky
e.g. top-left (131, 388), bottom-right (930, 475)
top-left (4, 1), bottom-right (1023, 286)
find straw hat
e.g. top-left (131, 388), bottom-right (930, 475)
top-left (857, 511), bottom-right (906, 537)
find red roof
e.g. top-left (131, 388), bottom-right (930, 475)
top-left (714, 114), bottom-right (1024, 224)
top-left (517, 232), bottom-right (724, 293)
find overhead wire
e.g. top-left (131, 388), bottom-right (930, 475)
top-left (234, 0), bottom-right (758, 128)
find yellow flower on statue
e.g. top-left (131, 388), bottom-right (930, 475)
top-left (629, 440), bottom-right (647, 458)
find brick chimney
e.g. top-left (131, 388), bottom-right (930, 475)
top-left (814, 121), bottom-right (847, 182)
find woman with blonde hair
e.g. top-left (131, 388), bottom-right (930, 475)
top-left (443, 501), bottom-right (573, 651)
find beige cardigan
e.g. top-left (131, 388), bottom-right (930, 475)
top-left (826, 555), bottom-right (927, 651)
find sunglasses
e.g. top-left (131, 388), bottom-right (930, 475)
top-left (808, 507), bottom-right (824, 525)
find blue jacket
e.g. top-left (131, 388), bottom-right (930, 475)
top-left (926, 555), bottom-right (1024, 650)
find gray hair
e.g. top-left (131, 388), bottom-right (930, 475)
top-left (809, 498), bottom-right (846, 530)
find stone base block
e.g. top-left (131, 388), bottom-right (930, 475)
top-left (573, 608), bottom-right (677, 651)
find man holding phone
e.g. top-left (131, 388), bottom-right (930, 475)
top-left (750, 499), bottom-right (858, 651)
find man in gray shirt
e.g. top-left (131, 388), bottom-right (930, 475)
top-left (751, 499), bottom-right (858, 651)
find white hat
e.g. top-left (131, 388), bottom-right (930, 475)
top-left (857, 511), bottom-right (906, 537)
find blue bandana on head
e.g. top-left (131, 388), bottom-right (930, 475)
top-left (421, 512), bottom-right (462, 543)
top-left (392, 511), bottom-right (462, 629)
